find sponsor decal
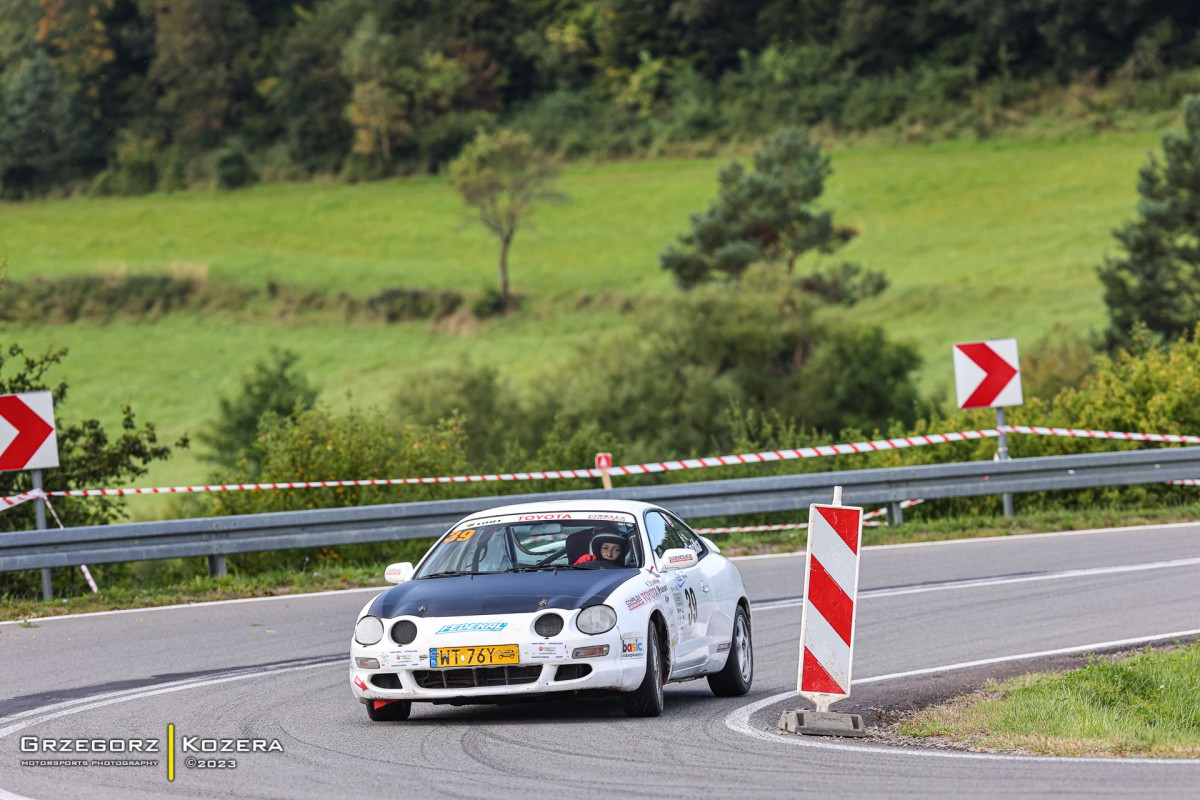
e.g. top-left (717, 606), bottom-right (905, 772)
top-left (527, 642), bottom-right (567, 661)
top-left (385, 650), bottom-right (422, 668)
top-left (716, 640), bottom-right (732, 652)
top-left (353, 675), bottom-right (368, 691)
top-left (673, 574), bottom-right (686, 588)
top-left (587, 513), bottom-right (635, 522)
top-left (461, 518), bottom-right (502, 528)
top-left (667, 553), bottom-right (693, 564)
top-left (620, 637), bottom-right (645, 659)
top-left (624, 584), bottom-right (667, 611)
top-left (436, 622), bottom-right (507, 634)
top-left (517, 513), bottom-right (572, 521)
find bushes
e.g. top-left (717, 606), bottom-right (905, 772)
top-left (0, 272), bottom-right (470, 325)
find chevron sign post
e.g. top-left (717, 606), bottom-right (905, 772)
top-left (953, 338), bottom-right (1023, 517)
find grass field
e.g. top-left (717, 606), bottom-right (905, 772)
top-left (0, 127), bottom-right (1166, 505)
top-left (897, 642), bottom-right (1200, 757)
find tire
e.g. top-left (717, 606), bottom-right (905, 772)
top-left (622, 622), bottom-right (665, 718)
top-left (366, 699), bottom-right (412, 722)
top-left (708, 605), bottom-right (753, 697)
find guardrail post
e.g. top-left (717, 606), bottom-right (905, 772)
top-left (887, 501), bottom-right (903, 526)
top-left (208, 554), bottom-right (227, 578)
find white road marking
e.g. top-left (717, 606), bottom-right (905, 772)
top-left (0, 659), bottom-right (340, 740)
top-left (752, 556), bottom-right (1200, 610)
top-left (725, 628), bottom-right (1200, 764)
top-left (0, 586), bottom-right (385, 627)
top-left (729, 519), bottom-right (1200, 562)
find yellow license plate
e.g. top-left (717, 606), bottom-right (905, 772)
top-left (430, 644), bottom-right (520, 668)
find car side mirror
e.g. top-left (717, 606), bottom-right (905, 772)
top-left (660, 548), bottom-right (698, 571)
top-left (384, 562), bottom-right (414, 584)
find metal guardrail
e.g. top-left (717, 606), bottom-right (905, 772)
top-left (3, 446), bottom-right (1199, 575)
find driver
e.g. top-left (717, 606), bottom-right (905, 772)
top-left (574, 531), bottom-right (626, 565)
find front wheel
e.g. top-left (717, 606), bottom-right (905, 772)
top-left (366, 699), bottom-right (412, 722)
top-left (708, 605), bottom-right (752, 697)
top-left (622, 622), bottom-right (665, 717)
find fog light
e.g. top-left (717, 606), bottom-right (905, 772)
top-left (355, 657), bottom-right (380, 669)
top-left (572, 645), bottom-right (610, 659)
top-left (534, 613), bottom-right (564, 638)
top-left (391, 620), bottom-right (418, 645)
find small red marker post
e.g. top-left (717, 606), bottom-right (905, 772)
top-left (595, 452), bottom-right (613, 490)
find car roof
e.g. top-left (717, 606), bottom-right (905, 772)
top-left (458, 498), bottom-right (661, 521)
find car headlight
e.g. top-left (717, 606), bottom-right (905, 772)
top-left (354, 615), bottom-right (384, 645)
top-left (576, 605), bottom-right (617, 635)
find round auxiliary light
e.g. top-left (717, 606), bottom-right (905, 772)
top-left (354, 615), bottom-right (384, 646)
top-left (576, 605), bottom-right (617, 635)
top-left (534, 613), bottom-right (564, 638)
top-left (391, 619), bottom-right (418, 645)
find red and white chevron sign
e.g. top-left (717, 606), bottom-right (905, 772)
top-left (953, 338), bottom-right (1023, 409)
top-left (0, 391), bottom-right (58, 472)
top-left (796, 502), bottom-right (864, 708)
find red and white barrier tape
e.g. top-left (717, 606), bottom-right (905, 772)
top-left (1, 487), bottom-right (45, 509)
top-left (3, 489), bottom-right (100, 592)
top-left (694, 500), bottom-right (923, 534)
top-left (3, 424), bottom-right (1199, 508)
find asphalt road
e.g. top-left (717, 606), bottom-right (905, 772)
top-left (2, 521), bottom-right (1199, 799)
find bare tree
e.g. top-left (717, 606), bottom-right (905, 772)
top-left (448, 129), bottom-right (562, 310)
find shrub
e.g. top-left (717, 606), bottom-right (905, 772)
top-left (215, 147), bottom-right (258, 190)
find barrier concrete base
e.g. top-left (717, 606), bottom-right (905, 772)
top-left (778, 709), bottom-right (866, 738)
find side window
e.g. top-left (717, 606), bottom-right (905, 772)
top-left (666, 514), bottom-right (708, 560)
top-left (645, 511), bottom-right (691, 559)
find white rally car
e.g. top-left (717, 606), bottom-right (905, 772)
top-left (349, 499), bottom-right (753, 720)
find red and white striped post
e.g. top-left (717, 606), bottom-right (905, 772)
top-left (796, 486), bottom-right (864, 713)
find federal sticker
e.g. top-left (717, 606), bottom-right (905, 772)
top-left (526, 642), bottom-right (567, 661)
top-left (385, 650), bottom-right (422, 668)
top-left (620, 637), bottom-right (645, 659)
top-left (715, 640), bottom-right (732, 653)
top-left (436, 622), bottom-right (507, 634)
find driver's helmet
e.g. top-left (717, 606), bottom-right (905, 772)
top-left (591, 531), bottom-right (627, 563)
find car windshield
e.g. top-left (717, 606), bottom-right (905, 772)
top-left (415, 513), bottom-right (642, 578)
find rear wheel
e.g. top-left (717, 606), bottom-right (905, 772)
top-left (366, 699), bottom-right (412, 722)
top-left (622, 622), bottom-right (665, 717)
top-left (708, 605), bottom-right (753, 697)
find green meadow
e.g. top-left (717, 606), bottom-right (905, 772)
top-left (0, 128), bottom-right (1164, 505)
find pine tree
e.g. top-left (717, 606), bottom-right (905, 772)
top-left (0, 48), bottom-right (91, 197)
top-left (1098, 95), bottom-right (1200, 349)
top-left (659, 127), bottom-right (863, 290)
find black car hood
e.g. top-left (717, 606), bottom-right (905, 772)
top-left (369, 568), bottom-right (637, 618)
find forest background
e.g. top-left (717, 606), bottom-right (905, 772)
top-left (5, 1), bottom-right (1200, 599)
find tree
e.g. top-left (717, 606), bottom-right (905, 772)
top-left (199, 349), bottom-right (318, 477)
top-left (1097, 95), bottom-right (1200, 350)
top-left (146, 0), bottom-right (256, 150)
top-left (0, 342), bottom-right (182, 595)
top-left (0, 48), bottom-right (91, 197)
top-left (448, 128), bottom-right (563, 309)
top-left (660, 127), bottom-right (871, 290)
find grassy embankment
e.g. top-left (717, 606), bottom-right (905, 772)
top-left (0, 128), bottom-right (1165, 516)
top-left (896, 642), bottom-right (1200, 758)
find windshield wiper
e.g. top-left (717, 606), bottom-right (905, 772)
top-left (420, 570), bottom-right (481, 579)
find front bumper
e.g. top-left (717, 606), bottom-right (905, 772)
top-left (349, 617), bottom-right (645, 704)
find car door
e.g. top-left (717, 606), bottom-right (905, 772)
top-left (644, 510), bottom-right (715, 671)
